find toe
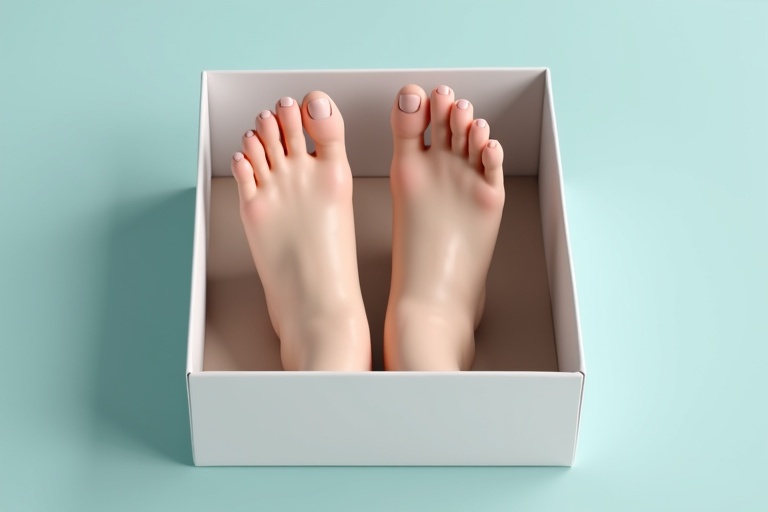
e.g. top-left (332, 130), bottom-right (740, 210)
top-left (242, 129), bottom-right (270, 184)
top-left (301, 91), bottom-right (346, 160)
top-left (255, 109), bottom-right (285, 168)
top-left (468, 119), bottom-right (490, 169)
top-left (450, 99), bottom-right (474, 157)
top-left (429, 85), bottom-right (454, 149)
top-left (391, 84), bottom-right (429, 154)
top-left (231, 152), bottom-right (257, 201)
top-left (481, 139), bottom-right (505, 188)
top-left (275, 96), bottom-right (307, 156)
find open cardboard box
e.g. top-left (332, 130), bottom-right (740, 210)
top-left (186, 69), bottom-right (585, 466)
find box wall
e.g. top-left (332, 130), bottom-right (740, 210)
top-left (189, 371), bottom-right (582, 466)
top-left (206, 69), bottom-right (546, 179)
top-left (186, 73), bottom-right (210, 376)
top-left (538, 70), bottom-right (585, 374)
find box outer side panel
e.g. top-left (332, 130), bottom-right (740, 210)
top-left (206, 69), bottom-right (546, 179)
top-left (538, 70), bottom-right (585, 463)
top-left (186, 72), bottom-right (211, 463)
top-left (189, 372), bottom-right (582, 466)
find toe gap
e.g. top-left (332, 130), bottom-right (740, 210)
top-left (303, 127), bottom-right (315, 154)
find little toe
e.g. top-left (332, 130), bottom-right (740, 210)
top-left (242, 129), bottom-right (270, 184)
top-left (450, 99), bottom-right (474, 157)
top-left (231, 151), bottom-right (257, 201)
top-left (255, 109), bottom-right (285, 168)
top-left (429, 85), bottom-right (454, 149)
top-left (481, 139), bottom-right (505, 188)
top-left (301, 91), bottom-right (346, 160)
top-left (274, 96), bottom-right (307, 156)
top-left (468, 119), bottom-right (490, 168)
top-left (391, 84), bottom-right (430, 154)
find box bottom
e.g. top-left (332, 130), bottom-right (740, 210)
top-left (204, 176), bottom-right (558, 372)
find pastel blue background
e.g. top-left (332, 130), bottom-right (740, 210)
top-left (1, 0), bottom-right (766, 510)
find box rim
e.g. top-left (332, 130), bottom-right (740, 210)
top-left (203, 66), bottom-right (550, 75)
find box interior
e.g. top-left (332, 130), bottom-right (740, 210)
top-left (193, 69), bottom-right (580, 373)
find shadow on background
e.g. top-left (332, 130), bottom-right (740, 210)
top-left (92, 188), bottom-right (196, 465)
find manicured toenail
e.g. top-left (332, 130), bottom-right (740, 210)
top-left (488, 140), bottom-right (498, 148)
top-left (233, 152), bottom-right (243, 161)
top-left (457, 99), bottom-right (469, 110)
top-left (280, 96), bottom-right (294, 107)
top-left (398, 94), bottom-right (420, 113)
top-left (437, 85), bottom-right (451, 95)
top-left (245, 130), bottom-right (254, 138)
top-left (308, 98), bottom-right (331, 119)
top-left (476, 119), bottom-right (487, 128)
top-left (259, 110), bottom-right (272, 119)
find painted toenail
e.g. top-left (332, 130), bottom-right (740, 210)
top-left (233, 152), bottom-right (244, 161)
top-left (457, 99), bottom-right (469, 110)
top-left (476, 119), bottom-right (487, 128)
top-left (259, 110), bottom-right (272, 119)
top-left (308, 98), bottom-right (331, 119)
top-left (245, 130), bottom-right (255, 138)
top-left (488, 140), bottom-right (498, 148)
top-left (280, 96), bottom-right (294, 107)
top-left (437, 85), bottom-right (451, 95)
top-left (398, 94), bottom-right (420, 113)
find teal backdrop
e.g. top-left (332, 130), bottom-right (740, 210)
top-left (1, 0), bottom-right (766, 510)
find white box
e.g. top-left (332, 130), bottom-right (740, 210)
top-left (186, 69), bottom-right (585, 466)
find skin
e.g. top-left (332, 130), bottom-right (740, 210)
top-left (230, 85), bottom-right (504, 372)
top-left (230, 91), bottom-right (371, 371)
top-left (384, 84), bottom-right (505, 371)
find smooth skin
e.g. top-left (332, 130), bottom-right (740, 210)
top-left (384, 84), bottom-right (505, 371)
top-left (231, 86), bottom-right (504, 372)
top-left (231, 91), bottom-right (371, 371)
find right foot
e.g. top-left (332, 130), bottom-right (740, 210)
top-left (230, 92), bottom-right (371, 371)
top-left (384, 84), bottom-right (506, 371)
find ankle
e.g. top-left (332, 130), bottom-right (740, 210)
top-left (384, 298), bottom-right (475, 371)
top-left (278, 302), bottom-right (371, 371)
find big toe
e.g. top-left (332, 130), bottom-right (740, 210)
top-left (301, 91), bottom-right (345, 160)
top-left (391, 84), bottom-right (429, 154)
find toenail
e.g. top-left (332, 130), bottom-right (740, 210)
top-left (280, 96), bottom-right (294, 107)
top-left (259, 110), bottom-right (272, 119)
top-left (457, 99), bottom-right (469, 110)
top-left (308, 98), bottom-right (331, 119)
top-left (398, 94), bottom-right (421, 113)
top-left (476, 119), bottom-right (487, 128)
top-left (233, 152), bottom-right (244, 161)
top-left (437, 85), bottom-right (451, 95)
top-left (488, 140), bottom-right (498, 148)
top-left (245, 130), bottom-right (254, 138)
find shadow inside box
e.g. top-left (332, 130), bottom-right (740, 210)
top-left (93, 188), bottom-right (196, 465)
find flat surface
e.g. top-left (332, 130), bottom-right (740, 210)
top-left (188, 372), bottom-right (581, 465)
top-left (0, 0), bottom-right (766, 510)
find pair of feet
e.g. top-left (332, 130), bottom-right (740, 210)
top-left (230, 84), bottom-right (505, 371)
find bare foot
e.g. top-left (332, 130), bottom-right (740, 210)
top-left (230, 92), bottom-right (371, 371)
top-left (384, 84), bottom-right (505, 371)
